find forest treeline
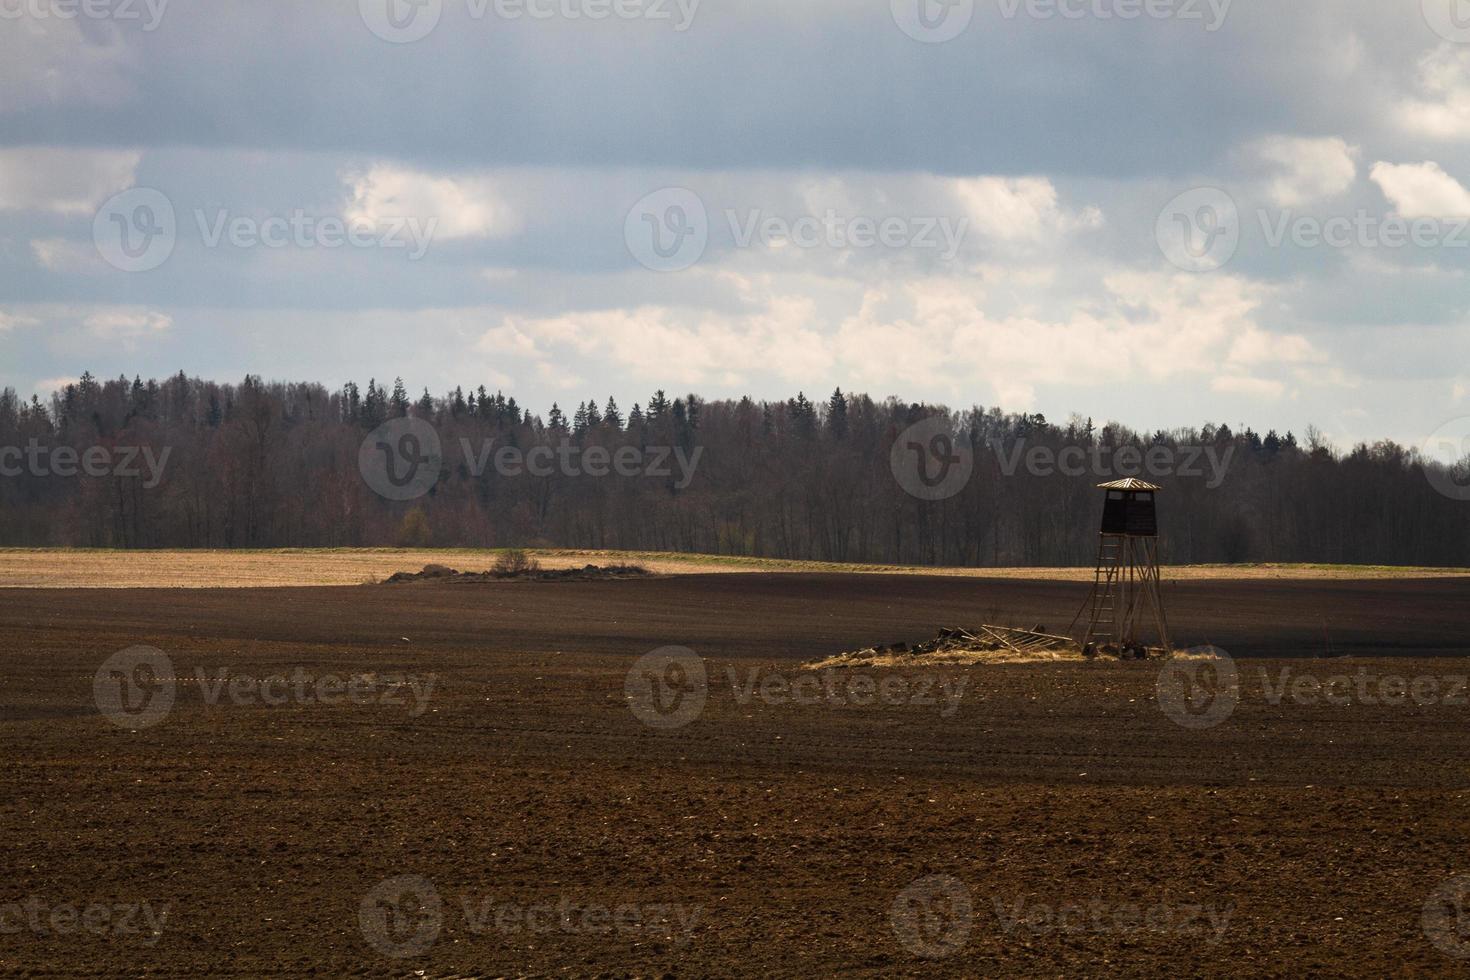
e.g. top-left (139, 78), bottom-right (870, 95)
top-left (0, 371), bottom-right (1466, 567)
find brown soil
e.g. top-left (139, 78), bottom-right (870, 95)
top-left (3, 573), bottom-right (1470, 975)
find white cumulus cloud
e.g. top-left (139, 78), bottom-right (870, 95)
top-left (84, 310), bottom-right (173, 339)
top-left (344, 165), bottom-right (520, 241)
top-left (1370, 161), bottom-right (1470, 218)
top-left (1252, 136), bottom-right (1358, 207)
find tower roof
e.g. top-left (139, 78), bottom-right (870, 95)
top-left (1097, 478), bottom-right (1162, 492)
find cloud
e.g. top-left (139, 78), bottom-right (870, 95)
top-left (1369, 161), bottom-right (1470, 218)
top-left (0, 310), bottom-right (40, 332)
top-left (0, 148), bottom-right (141, 214)
top-left (30, 237), bottom-right (108, 274)
top-left (83, 310), bottom-right (173, 339)
top-left (1211, 376), bottom-right (1287, 398)
top-left (1225, 324), bottom-right (1325, 366)
top-left (343, 165), bottom-right (520, 241)
top-left (949, 177), bottom-right (1102, 242)
top-left (481, 270), bottom-right (1325, 411)
top-left (1251, 136), bottom-right (1357, 207)
top-left (33, 376), bottom-right (82, 397)
top-left (1397, 45), bottom-right (1470, 140)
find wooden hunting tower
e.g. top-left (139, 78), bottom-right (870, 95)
top-left (1080, 479), bottom-right (1171, 655)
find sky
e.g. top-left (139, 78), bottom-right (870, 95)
top-left (2, 0), bottom-right (1470, 454)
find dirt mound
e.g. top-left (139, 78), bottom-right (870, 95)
top-left (382, 563), bottom-right (652, 585)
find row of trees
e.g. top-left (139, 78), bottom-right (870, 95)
top-left (0, 372), bottom-right (1466, 566)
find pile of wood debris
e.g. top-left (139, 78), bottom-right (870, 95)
top-left (808, 625), bottom-right (1173, 668)
top-left (808, 625), bottom-right (1088, 668)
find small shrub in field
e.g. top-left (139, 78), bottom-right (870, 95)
top-left (493, 549), bottom-right (541, 576)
